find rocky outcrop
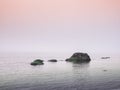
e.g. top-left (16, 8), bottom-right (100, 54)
top-left (66, 52), bottom-right (91, 63)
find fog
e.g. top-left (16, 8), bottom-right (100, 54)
top-left (0, 0), bottom-right (120, 53)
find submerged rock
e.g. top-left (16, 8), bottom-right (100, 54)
top-left (66, 52), bottom-right (91, 63)
top-left (31, 59), bottom-right (44, 66)
top-left (103, 70), bottom-right (107, 72)
top-left (48, 59), bottom-right (57, 62)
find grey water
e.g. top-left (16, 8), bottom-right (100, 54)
top-left (0, 53), bottom-right (120, 90)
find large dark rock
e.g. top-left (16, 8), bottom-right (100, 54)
top-left (31, 59), bottom-right (44, 66)
top-left (48, 59), bottom-right (57, 62)
top-left (66, 52), bottom-right (91, 63)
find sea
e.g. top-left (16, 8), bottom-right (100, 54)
top-left (0, 52), bottom-right (120, 90)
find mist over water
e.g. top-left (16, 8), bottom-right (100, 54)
top-left (0, 53), bottom-right (120, 90)
top-left (0, 0), bottom-right (120, 90)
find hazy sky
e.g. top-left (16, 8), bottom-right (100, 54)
top-left (0, 0), bottom-right (120, 53)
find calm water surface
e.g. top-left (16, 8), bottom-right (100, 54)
top-left (0, 53), bottom-right (120, 90)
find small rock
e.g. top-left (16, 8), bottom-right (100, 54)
top-left (101, 57), bottom-right (110, 59)
top-left (48, 59), bottom-right (57, 62)
top-left (31, 59), bottom-right (44, 66)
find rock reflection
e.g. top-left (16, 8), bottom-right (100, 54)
top-left (69, 62), bottom-right (90, 87)
top-left (72, 62), bottom-right (90, 69)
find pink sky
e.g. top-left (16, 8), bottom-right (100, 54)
top-left (0, 0), bottom-right (120, 53)
top-left (1, 0), bottom-right (120, 23)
